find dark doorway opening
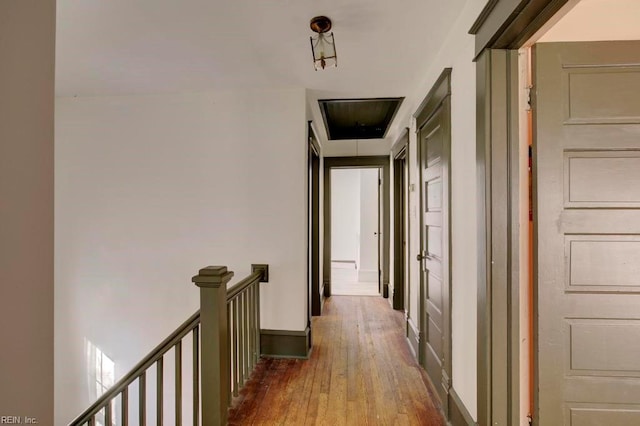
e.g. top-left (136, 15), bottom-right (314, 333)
top-left (308, 123), bottom-right (321, 318)
top-left (392, 129), bottom-right (409, 311)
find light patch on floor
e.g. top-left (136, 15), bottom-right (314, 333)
top-left (331, 263), bottom-right (379, 296)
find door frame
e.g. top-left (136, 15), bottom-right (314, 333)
top-left (414, 68), bottom-right (453, 416)
top-left (378, 168), bottom-right (385, 296)
top-left (472, 1), bottom-right (571, 425)
top-left (308, 122), bottom-right (322, 317)
top-left (322, 156), bottom-right (391, 302)
top-left (476, 49), bottom-right (522, 426)
top-left (391, 128), bottom-right (409, 311)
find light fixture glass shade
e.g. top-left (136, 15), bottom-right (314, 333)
top-left (310, 32), bottom-right (337, 70)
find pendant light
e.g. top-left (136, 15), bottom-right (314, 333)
top-left (309, 16), bottom-right (337, 71)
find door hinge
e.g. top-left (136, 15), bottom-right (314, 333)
top-left (527, 413), bottom-right (533, 426)
top-left (526, 85), bottom-right (534, 111)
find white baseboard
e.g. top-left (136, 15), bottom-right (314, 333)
top-left (331, 260), bottom-right (357, 269)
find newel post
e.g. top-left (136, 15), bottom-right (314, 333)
top-left (192, 266), bottom-right (234, 426)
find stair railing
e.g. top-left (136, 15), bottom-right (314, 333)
top-left (69, 263), bottom-right (268, 426)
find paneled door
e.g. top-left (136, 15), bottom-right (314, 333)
top-left (534, 41), bottom-right (640, 424)
top-left (417, 70), bottom-right (452, 411)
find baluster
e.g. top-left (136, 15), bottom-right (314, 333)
top-left (239, 291), bottom-right (245, 385)
top-left (250, 283), bottom-right (256, 368)
top-left (248, 284), bottom-right (254, 371)
top-left (88, 415), bottom-right (95, 426)
top-left (105, 402), bottom-right (112, 426)
top-left (193, 327), bottom-right (199, 426)
top-left (139, 372), bottom-right (146, 425)
top-left (121, 387), bottom-right (128, 426)
top-left (254, 281), bottom-right (259, 364)
top-left (227, 304), bottom-right (232, 406)
top-left (233, 298), bottom-right (240, 397)
top-left (157, 357), bottom-right (163, 426)
top-left (175, 341), bottom-right (182, 426)
top-left (243, 289), bottom-right (250, 380)
top-left (255, 274), bottom-right (261, 364)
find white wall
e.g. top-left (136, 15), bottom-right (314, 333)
top-left (54, 87), bottom-right (307, 423)
top-left (323, 139), bottom-right (392, 157)
top-left (390, 0), bottom-right (487, 419)
top-left (537, 0), bottom-right (640, 42)
top-left (0, 0), bottom-right (55, 422)
top-left (358, 169), bottom-right (380, 281)
top-left (330, 169), bottom-right (361, 262)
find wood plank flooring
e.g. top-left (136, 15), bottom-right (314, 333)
top-left (228, 296), bottom-right (445, 425)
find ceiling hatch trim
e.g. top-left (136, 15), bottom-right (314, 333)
top-left (318, 97), bottom-right (404, 140)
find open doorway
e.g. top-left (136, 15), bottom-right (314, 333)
top-left (322, 156), bottom-right (390, 306)
top-left (308, 122), bottom-right (321, 318)
top-left (476, 0), bottom-right (640, 424)
top-left (392, 130), bottom-right (409, 311)
top-left (330, 168), bottom-right (381, 296)
top-left (526, 2), bottom-right (640, 423)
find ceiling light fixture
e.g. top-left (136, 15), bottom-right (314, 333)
top-left (310, 16), bottom-right (337, 71)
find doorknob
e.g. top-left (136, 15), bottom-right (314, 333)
top-left (417, 252), bottom-right (432, 261)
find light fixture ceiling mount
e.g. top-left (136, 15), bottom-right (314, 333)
top-left (310, 16), bottom-right (332, 33)
top-left (309, 16), bottom-right (337, 71)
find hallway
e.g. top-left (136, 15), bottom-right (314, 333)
top-left (228, 297), bottom-right (444, 425)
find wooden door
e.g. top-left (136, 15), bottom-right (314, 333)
top-left (418, 96), bottom-right (451, 409)
top-left (534, 41), bottom-right (640, 424)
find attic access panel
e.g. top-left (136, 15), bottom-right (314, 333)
top-left (318, 98), bottom-right (404, 140)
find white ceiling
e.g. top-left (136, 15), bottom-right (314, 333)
top-left (56, 0), bottom-right (467, 144)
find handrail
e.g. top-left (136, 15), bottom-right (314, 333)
top-left (69, 311), bottom-right (201, 425)
top-left (69, 263), bottom-right (268, 426)
top-left (226, 270), bottom-right (262, 301)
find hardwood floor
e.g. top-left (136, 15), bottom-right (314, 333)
top-left (228, 296), bottom-right (445, 425)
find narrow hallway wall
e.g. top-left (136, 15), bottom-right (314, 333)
top-left (0, 1), bottom-right (55, 423)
